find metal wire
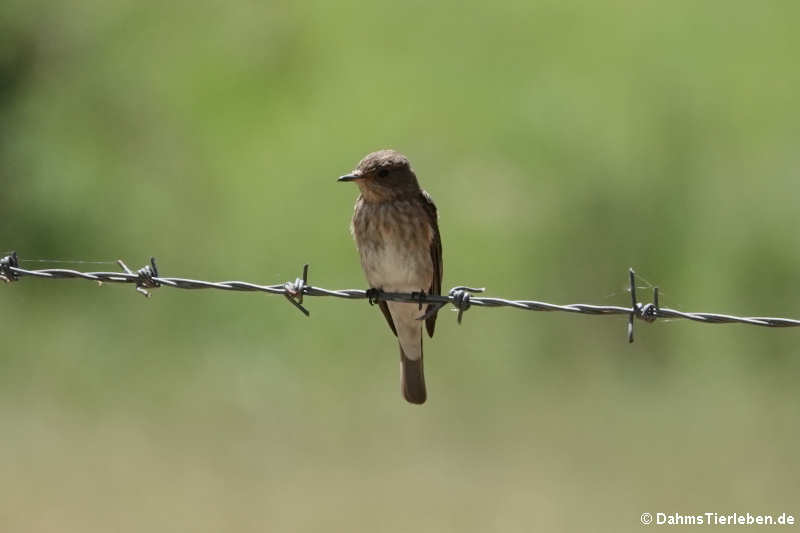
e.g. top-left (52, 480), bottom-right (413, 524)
top-left (2, 251), bottom-right (799, 343)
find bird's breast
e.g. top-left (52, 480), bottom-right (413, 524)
top-left (352, 199), bottom-right (433, 292)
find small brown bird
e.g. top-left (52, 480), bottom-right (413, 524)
top-left (338, 150), bottom-right (442, 404)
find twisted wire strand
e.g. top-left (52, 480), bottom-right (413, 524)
top-left (2, 252), bottom-right (799, 342)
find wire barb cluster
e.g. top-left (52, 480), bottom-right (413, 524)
top-left (3, 251), bottom-right (800, 343)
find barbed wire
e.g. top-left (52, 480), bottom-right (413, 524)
top-left (2, 251), bottom-right (799, 343)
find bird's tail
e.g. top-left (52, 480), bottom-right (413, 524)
top-left (400, 341), bottom-right (426, 404)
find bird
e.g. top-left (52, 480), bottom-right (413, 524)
top-left (338, 150), bottom-right (442, 404)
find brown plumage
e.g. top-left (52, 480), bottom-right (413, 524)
top-left (338, 150), bottom-right (442, 404)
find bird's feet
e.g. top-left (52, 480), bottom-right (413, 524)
top-left (366, 287), bottom-right (384, 306)
top-left (410, 290), bottom-right (427, 310)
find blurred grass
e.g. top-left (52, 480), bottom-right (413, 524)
top-left (1, 0), bottom-right (799, 531)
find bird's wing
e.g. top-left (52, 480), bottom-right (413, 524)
top-left (421, 190), bottom-right (442, 338)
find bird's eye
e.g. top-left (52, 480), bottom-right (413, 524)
top-left (378, 168), bottom-right (389, 177)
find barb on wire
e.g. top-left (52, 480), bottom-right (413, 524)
top-left (284, 264), bottom-right (310, 316)
top-left (0, 251), bottom-right (19, 282)
top-left (117, 257), bottom-right (160, 297)
top-left (2, 251), bottom-right (800, 343)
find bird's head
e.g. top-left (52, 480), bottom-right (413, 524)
top-left (338, 149), bottom-right (420, 201)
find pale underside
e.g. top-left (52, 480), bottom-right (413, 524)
top-left (351, 197), bottom-right (434, 361)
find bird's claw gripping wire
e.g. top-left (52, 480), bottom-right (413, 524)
top-left (627, 269), bottom-right (660, 343)
top-left (366, 287), bottom-right (384, 306)
top-left (283, 264), bottom-right (310, 317)
top-left (117, 257), bottom-right (160, 298)
top-left (0, 251), bottom-right (19, 282)
top-left (410, 291), bottom-right (427, 310)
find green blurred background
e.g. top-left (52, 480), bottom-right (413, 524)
top-left (2, 1), bottom-right (799, 531)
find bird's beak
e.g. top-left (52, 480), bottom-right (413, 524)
top-left (337, 173), bottom-right (360, 182)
